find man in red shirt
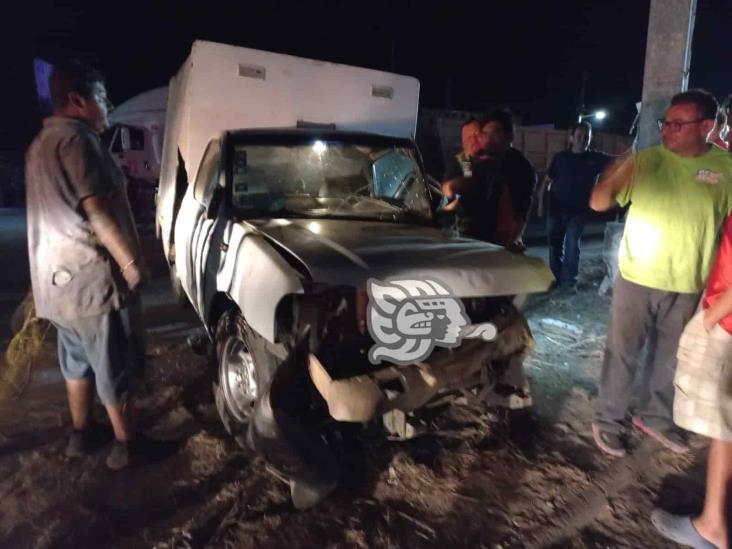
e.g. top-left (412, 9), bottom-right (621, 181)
top-left (652, 214), bottom-right (732, 549)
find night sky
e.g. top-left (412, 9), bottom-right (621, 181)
top-left (4, 0), bottom-right (732, 150)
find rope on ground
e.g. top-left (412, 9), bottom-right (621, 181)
top-left (1, 293), bottom-right (51, 405)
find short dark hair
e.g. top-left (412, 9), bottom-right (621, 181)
top-left (461, 117), bottom-right (480, 129)
top-left (670, 89), bottom-right (719, 121)
top-left (569, 121), bottom-right (592, 134)
top-left (480, 108), bottom-right (514, 135)
top-left (49, 60), bottom-right (105, 110)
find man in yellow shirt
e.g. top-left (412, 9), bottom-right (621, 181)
top-left (590, 89), bottom-right (732, 457)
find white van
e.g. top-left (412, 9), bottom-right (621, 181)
top-left (106, 87), bottom-right (168, 221)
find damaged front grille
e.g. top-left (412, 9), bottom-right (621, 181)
top-left (290, 290), bottom-right (532, 379)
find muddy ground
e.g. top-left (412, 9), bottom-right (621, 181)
top-left (0, 244), bottom-right (707, 549)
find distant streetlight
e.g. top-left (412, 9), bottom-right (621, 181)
top-left (578, 109), bottom-right (608, 123)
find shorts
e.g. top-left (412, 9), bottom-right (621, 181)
top-left (673, 310), bottom-right (732, 441)
top-left (53, 298), bottom-right (145, 406)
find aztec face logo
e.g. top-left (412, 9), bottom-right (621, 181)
top-left (366, 278), bottom-right (497, 366)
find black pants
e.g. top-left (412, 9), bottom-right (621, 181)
top-left (547, 210), bottom-right (586, 287)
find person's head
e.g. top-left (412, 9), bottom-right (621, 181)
top-left (569, 121), bottom-right (592, 152)
top-left (460, 118), bottom-right (482, 157)
top-left (49, 60), bottom-right (111, 133)
top-left (479, 108), bottom-right (514, 157)
top-left (660, 89), bottom-right (718, 156)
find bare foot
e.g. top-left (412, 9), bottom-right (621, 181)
top-left (693, 517), bottom-right (728, 549)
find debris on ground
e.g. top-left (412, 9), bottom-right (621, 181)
top-left (0, 254), bottom-right (708, 548)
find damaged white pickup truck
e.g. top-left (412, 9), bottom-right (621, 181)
top-left (156, 41), bottom-right (553, 508)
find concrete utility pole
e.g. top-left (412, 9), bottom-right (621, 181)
top-left (637, 0), bottom-right (697, 149)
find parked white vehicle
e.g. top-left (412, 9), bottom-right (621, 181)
top-left (156, 40), bottom-right (553, 508)
top-left (106, 87), bottom-right (168, 220)
top-left (107, 87), bottom-right (167, 183)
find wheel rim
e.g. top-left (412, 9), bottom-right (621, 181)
top-left (221, 336), bottom-right (258, 423)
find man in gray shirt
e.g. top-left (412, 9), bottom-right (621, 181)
top-left (26, 60), bottom-right (146, 469)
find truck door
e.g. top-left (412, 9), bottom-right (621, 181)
top-left (173, 139), bottom-right (221, 314)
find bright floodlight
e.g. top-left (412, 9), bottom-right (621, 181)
top-left (312, 140), bottom-right (327, 154)
top-left (594, 110), bottom-right (607, 120)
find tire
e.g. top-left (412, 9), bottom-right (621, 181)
top-left (213, 310), bottom-right (279, 442)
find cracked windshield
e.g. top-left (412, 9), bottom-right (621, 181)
top-left (231, 141), bottom-right (433, 222)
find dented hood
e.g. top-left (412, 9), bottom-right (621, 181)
top-left (247, 218), bottom-right (553, 297)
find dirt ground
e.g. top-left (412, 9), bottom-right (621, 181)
top-left (0, 252), bottom-right (708, 549)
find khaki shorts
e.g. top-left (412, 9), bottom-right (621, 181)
top-left (674, 310), bottom-right (732, 441)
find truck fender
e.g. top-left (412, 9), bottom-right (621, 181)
top-left (217, 225), bottom-right (304, 343)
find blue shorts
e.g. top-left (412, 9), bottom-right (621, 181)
top-left (53, 298), bottom-right (145, 406)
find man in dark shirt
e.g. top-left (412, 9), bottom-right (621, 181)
top-left (441, 118), bottom-right (489, 237)
top-left (441, 112), bottom-right (536, 409)
top-left (538, 122), bottom-right (611, 288)
top-left (442, 109), bottom-right (537, 250)
top-left (26, 60), bottom-right (147, 469)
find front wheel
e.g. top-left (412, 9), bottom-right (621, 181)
top-left (213, 310), bottom-right (278, 441)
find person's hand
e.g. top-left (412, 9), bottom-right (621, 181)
top-left (536, 201), bottom-right (545, 219)
top-left (441, 196), bottom-right (461, 212)
top-left (122, 260), bottom-right (148, 292)
top-left (506, 238), bottom-right (526, 254)
top-left (703, 308), bottom-right (717, 332)
top-left (606, 155), bottom-right (634, 194)
top-left (441, 180), bottom-right (455, 199)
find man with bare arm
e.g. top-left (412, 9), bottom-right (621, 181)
top-left (26, 60), bottom-right (147, 469)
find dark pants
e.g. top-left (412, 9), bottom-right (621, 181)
top-left (547, 210), bottom-right (586, 287)
top-left (594, 275), bottom-right (700, 434)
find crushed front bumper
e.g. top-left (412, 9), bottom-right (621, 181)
top-left (308, 308), bottom-right (534, 422)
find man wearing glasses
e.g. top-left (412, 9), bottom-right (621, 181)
top-left (588, 90), bottom-right (732, 458)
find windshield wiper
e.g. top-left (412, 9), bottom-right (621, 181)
top-left (335, 195), bottom-right (405, 212)
top-left (346, 207), bottom-right (432, 226)
top-left (267, 207), bottom-right (319, 218)
top-left (340, 196), bottom-right (435, 222)
top-left (237, 207), bottom-right (316, 219)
